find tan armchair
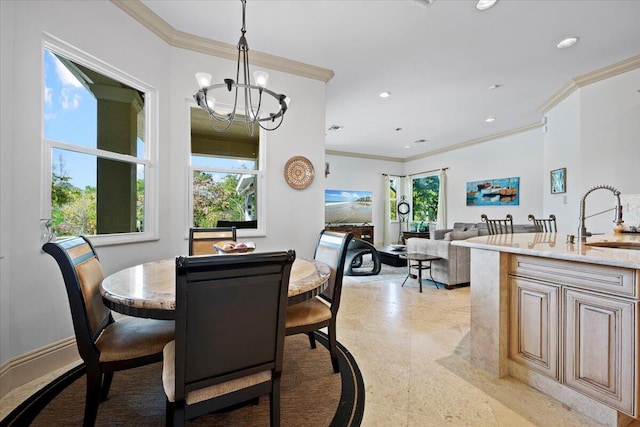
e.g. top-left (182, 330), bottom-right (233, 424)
top-left (164, 251), bottom-right (295, 426)
top-left (43, 237), bottom-right (174, 426)
top-left (188, 227), bottom-right (237, 255)
top-left (285, 230), bottom-right (353, 373)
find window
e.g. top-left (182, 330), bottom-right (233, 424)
top-left (412, 174), bottom-right (440, 224)
top-left (389, 177), bottom-right (399, 221)
top-left (189, 107), bottom-right (264, 234)
top-left (42, 37), bottom-right (157, 244)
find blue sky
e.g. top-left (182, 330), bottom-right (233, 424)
top-left (44, 49), bottom-right (147, 189)
top-left (45, 48), bottom-right (257, 189)
top-left (44, 49), bottom-right (98, 189)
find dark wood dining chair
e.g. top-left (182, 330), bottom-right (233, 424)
top-left (528, 214), bottom-right (557, 232)
top-left (285, 230), bottom-right (354, 373)
top-left (188, 226), bottom-right (237, 255)
top-left (42, 237), bottom-right (175, 427)
top-left (480, 214), bottom-right (514, 235)
top-left (163, 250), bottom-right (296, 427)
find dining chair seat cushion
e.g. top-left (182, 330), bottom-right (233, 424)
top-left (95, 316), bottom-right (175, 363)
top-left (285, 297), bottom-right (332, 330)
top-left (162, 341), bottom-right (272, 404)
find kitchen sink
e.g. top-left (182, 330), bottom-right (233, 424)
top-left (584, 241), bottom-right (640, 250)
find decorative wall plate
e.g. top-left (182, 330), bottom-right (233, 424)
top-left (284, 156), bottom-right (315, 189)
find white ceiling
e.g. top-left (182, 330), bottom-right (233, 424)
top-left (141, 0), bottom-right (640, 160)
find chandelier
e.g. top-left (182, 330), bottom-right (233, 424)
top-left (193, 0), bottom-right (290, 136)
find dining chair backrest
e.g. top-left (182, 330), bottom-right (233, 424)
top-left (480, 214), bottom-right (514, 235)
top-left (528, 214), bottom-right (557, 232)
top-left (171, 250), bottom-right (295, 422)
top-left (43, 236), bottom-right (110, 364)
top-left (188, 227), bottom-right (237, 255)
top-left (314, 230), bottom-right (353, 310)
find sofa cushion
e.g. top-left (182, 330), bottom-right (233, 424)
top-left (452, 222), bottom-right (478, 232)
top-left (443, 229), bottom-right (479, 241)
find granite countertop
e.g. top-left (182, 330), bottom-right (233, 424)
top-left (452, 233), bottom-right (640, 269)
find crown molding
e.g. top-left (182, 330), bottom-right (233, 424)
top-left (326, 123), bottom-right (543, 163)
top-left (404, 122), bottom-right (543, 162)
top-left (539, 54), bottom-right (640, 114)
top-left (325, 150), bottom-right (404, 163)
top-left (111, 0), bottom-right (334, 83)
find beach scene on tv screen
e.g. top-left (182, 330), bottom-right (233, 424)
top-left (325, 189), bottom-right (372, 224)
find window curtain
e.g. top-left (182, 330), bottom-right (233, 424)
top-left (436, 169), bottom-right (447, 229)
top-left (404, 176), bottom-right (412, 235)
top-left (383, 175), bottom-right (391, 245)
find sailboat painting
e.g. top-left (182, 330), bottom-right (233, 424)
top-left (466, 177), bottom-right (520, 206)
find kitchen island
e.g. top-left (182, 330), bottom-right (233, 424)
top-left (453, 233), bottom-right (640, 426)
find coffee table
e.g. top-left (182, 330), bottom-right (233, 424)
top-left (399, 253), bottom-right (442, 292)
top-left (377, 245), bottom-right (407, 267)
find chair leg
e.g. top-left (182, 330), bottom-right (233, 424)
top-left (84, 368), bottom-right (102, 427)
top-left (328, 322), bottom-right (339, 373)
top-left (173, 403), bottom-right (185, 427)
top-left (100, 372), bottom-right (114, 401)
top-left (307, 331), bottom-right (317, 349)
top-left (270, 377), bottom-right (281, 427)
top-left (165, 399), bottom-right (174, 427)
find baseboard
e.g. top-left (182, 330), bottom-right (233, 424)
top-left (0, 337), bottom-right (80, 400)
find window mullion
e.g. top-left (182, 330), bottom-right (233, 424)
top-left (47, 138), bottom-right (148, 166)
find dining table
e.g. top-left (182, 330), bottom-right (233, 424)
top-left (100, 257), bottom-right (331, 320)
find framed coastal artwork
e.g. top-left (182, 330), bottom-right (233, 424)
top-left (466, 177), bottom-right (520, 206)
top-left (550, 168), bottom-right (566, 194)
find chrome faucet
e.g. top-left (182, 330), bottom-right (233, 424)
top-left (578, 185), bottom-right (624, 242)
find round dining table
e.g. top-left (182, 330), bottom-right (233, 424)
top-left (100, 258), bottom-right (331, 320)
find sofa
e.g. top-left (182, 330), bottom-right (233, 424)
top-left (406, 221), bottom-right (537, 289)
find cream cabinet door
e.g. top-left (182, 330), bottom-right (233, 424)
top-left (509, 277), bottom-right (560, 380)
top-left (564, 288), bottom-right (636, 416)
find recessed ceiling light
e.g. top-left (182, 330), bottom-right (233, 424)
top-left (395, 127), bottom-right (402, 131)
top-left (404, 145), bottom-right (412, 149)
top-left (557, 37), bottom-right (579, 49)
top-left (476, 0), bottom-right (497, 11)
top-left (414, 139), bottom-right (427, 144)
top-left (379, 92), bottom-right (391, 98)
top-left (489, 84), bottom-right (502, 90)
top-left (327, 125), bottom-right (343, 131)
top-left (485, 117), bottom-right (496, 123)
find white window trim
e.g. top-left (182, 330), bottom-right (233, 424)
top-left (186, 101), bottom-right (266, 239)
top-left (41, 33), bottom-right (159, 246)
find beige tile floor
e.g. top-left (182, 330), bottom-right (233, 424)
top-left (338, 272), bottom-right (632, 427)
top-left (2, 270), bottom-right (638, 426)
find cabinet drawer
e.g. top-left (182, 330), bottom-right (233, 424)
top-left (511, 255), bottom-right (636, 297)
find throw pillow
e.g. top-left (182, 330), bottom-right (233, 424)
top-left (445, 229), bottom-right (479, 241)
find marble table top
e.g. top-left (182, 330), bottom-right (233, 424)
top-left (101, 257), bottom-right (331, 319)
top-left (453, 232), bottom-right (640, 269)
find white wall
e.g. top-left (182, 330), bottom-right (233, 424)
top-left (0, 0), bottom-right (326, 375)
top-left (543, 92), bottom-right (581, 232)
top-left (325, 154), bottom-right (404, 245)
top-left (544, 68), bottom-right (640, 234)
top-left (404, 129), bottom-right (545, 228)
top-left (1, 0), bottom-right (15, 367)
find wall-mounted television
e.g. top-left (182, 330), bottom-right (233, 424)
top-left (325, 189), bottom-right (372, 225)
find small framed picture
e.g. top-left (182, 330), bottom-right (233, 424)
top-left (550, 168), bottom-right (566, 194)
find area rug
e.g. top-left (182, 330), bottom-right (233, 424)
top-left (2, 332), bottom-right (364, 427)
